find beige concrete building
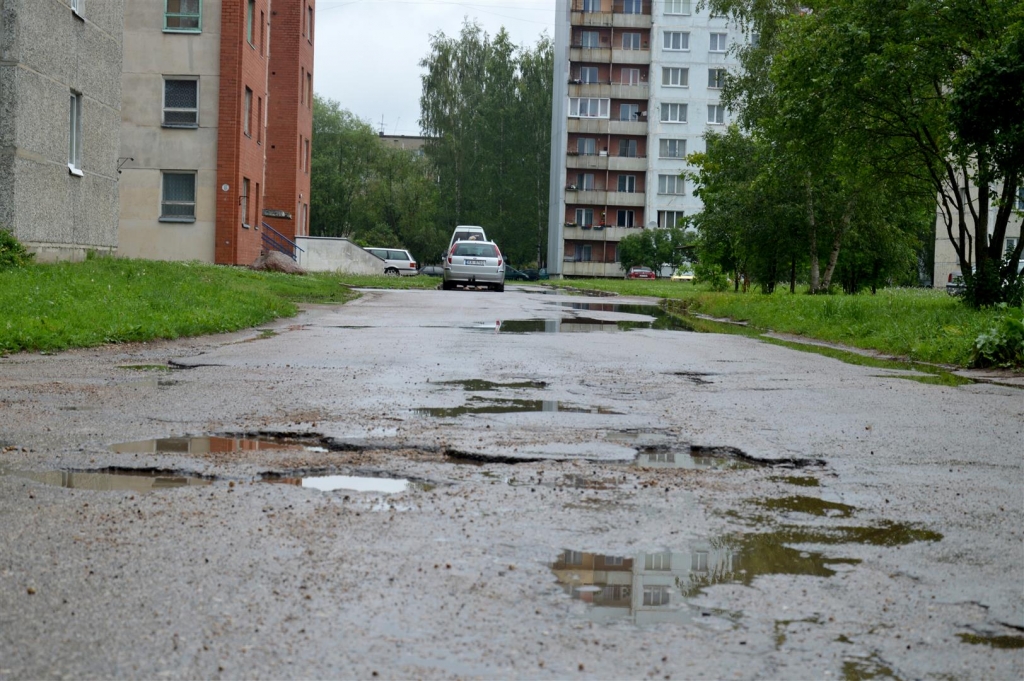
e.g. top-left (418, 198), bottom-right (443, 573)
top-left (934, 186), bottom-right (1023, 288)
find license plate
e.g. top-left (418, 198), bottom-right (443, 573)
top-left (465, 259), bottom-right (485, 265)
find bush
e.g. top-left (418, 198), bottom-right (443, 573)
top-left (0, 228), bottom-right (34, 270)
top-left (694, 261), bottom-right (730, 292)
top-left (971, 304), bottom-right (1024, 368)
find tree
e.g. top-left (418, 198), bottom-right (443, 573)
top-left (617, 226), bottom-right (692, 274)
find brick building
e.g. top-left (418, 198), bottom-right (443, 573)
top-left (119, 0), bottom-right (314, 265)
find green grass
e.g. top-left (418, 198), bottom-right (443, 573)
top-left (0, 258), bottom-right (356, 355)
top-left (550, 279), bottom-right (1013, 367)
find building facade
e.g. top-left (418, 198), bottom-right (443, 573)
top-left (118, 0), bottom-right (314, 265)
top-left (547, 0), bottom-right (741, 277)
top-left (0, 0), bottom-right (124, 261)
top-left (933, 185), bottom-right (1023, 289)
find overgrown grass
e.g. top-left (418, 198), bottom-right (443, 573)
top-left (551, 279), bottom-right (1014, 367)
top-left (0, 258), bottom-right (355, 355)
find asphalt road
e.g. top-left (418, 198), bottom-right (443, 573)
top-left (1, 286), bottom-right (1022, 679)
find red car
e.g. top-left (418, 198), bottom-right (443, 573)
top-left (626, 266), bottom-right (656, 280)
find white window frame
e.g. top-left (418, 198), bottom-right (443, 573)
top-left (68, 91), bottom-right (83, 176)
top-left (580, 66), bottom-right (599, 84)
top-left (660, 210), bottom-right (684, 228)
top-left (618, 138), bottom-right (638, 157)
top-left (645, 552), bottom-right (672, 571)
top-left (580, 30), bottom-right (601, 48)
top-left (616, 210), bottom-right (635, 227)
top-left (622, 32), bottom-right (642, 50)
top-left (710, 33), bottom-right (728, 52)
top-left (569, 97), bottom-right (610, 119)
top-left (660, 103), bottom-right (687, 123)
top-left (619, 103), bottom-right (639, 121)
top-left (664, 0), bottom-right (691, 15)
top-left (574, 209), bottom-right (594, 227)
top-left (708, 104), bottom-right (726, 125)
top-left (643, 586), bottom-right (670, 606)
top-left (691, 551), bottom-right (709, 572)
top-left (662, 67), bottom-right (688, 88)
top-left (576, 173), bottom-right (595, 190)
top-left (659, 138), bottom-right (685, 158)
top-left (577, 137), bottom-right (597, 156)
top-left (241, 177), bottom-right (251, 226)
top-left (663, 31), bottom-right (689, 51)
top-left (604, 555), bottom-right (624, 566)
top-left (621, 68), bottom-right (640, 85)
top-left (659, 174), bottom-right (685, 195)
top-left (621, 0), bottom-right (643, 14)
top-left (709, 68), bottom-right (726, 89)
top-left (1016, 187), bottom-right (1024, 210)
top-left (617, 175), bottom-right (637, 193)
top-left (162, 77), bottom-right (199, 128)
top-left (159, 171), bottom-right (197, 222)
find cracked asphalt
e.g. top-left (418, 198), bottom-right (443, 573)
top-left (1, 286), bottom-right (1022, 679)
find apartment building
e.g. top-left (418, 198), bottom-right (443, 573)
top-left (546, 0), bottom-right (742, 277)
top-left (0, 0), bottom-right (124, 261)
top-left (118, 0), bottom-right (314, 265)
top-left (933, 185), bottom-right (1023, 289)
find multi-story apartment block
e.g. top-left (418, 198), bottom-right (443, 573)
top-left (119, 0), bottom-right (314, 265)
top-left (933, 184), bottom-right (1022, 289)
top-left (0, 0), bottom-right (124, 261)
top-left (547, 0), bottom-right (742, 278)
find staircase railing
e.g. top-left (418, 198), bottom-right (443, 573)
top-left (261, 222), bottom-right (304, 261)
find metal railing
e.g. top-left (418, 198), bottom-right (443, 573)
top-left (261, 222), bottom-right (304, 261)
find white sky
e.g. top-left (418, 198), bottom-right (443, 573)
top-left (314, 0), bottom-right (556, 136)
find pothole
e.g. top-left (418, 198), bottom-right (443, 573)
top-left (414, 397), bottom-right (623, 417)
top-left (493, 313), bottom-right (693, 333)
top-left (957, 632), bottom-right (1024, 649)
top-left (759, 495), bottom-right (856, 518)
top-left (118, 364), bottom-right (175, 372)
top-left (1, 467), bottom-right (213, 493)
top-left (109, 435), bottom-right (328, 456)
top-left (261, 472), bottom-right (423, 494)
top-left (436, 379), bottom-right (548, 391)
top-left (634, 446), bottom-right (757, 471)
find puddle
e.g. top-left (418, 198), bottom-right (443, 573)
top-left (118, 364), bottom-right (174, 372)
top-left (771, 475), bottom-right (821, 487)
top-left (760, 495), bottom-right (856, 518)
top-left (436, 379), bottom-right (548, 391)
top-left (494, 312), bottom-right (693, 333)
top-left (263, 473), bottom-right (413, 494)
top-left (110, 435), bottom-right (327, 455)
top-left (414, 397), bottom-right (622, 417)
top-left (2, 467), bottom-right (212, 493)
top-left (634, 448), bottom-right (757, 471)
top-left (957, 633), bottom-right (1024, 649)
top-left (841, 657), bottom-right (897, 680)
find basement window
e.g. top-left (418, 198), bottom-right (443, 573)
top-left (164, 0), bottom-right (201, 33)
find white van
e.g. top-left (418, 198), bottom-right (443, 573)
top-left (447, 225), bottom-right (487, 255)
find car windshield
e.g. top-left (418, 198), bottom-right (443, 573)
top-left (453, 243), bottom-right (498, 258)
top-left (454, 231), bottom-right (483, 243)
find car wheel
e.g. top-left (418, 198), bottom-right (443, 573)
top-left (495, 283), bottom-right (504, 293)
top-left (384, 268), bottom-right (399, 277)
top-left (442, 280), bottom-right (453, 291)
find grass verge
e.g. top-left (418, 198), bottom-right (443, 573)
top-left (549, 279), bottom-right (1014, 368)
top-left (0, 258), bottom-right (356, 355)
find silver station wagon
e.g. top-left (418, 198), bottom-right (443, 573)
top-left (442, 240), bottom-right (505, 292)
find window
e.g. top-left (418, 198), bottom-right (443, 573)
top-left (621, 68), bottom-right (640, 85)
top-left (621, 33), bottom-right (641, 50)
top-left (577, 137), bottom-right (596, 155)
top-left (165, 0), bottom-right (201, 31)
top-left (163, 78), bottom-right (198, 127)
top-left (659, 174), bottom-right (685, 195)
top-left (622, 0), bottom-right (642, 14)
top-left (243, 87), bottom-right (252, 136)
top-left (691, 551), bottom-right (709, 572)
top-left (307, 3), bottom-right (314, 42)
top-left (580, 30), bottom-right (601, 48)
top-left (618, 139), bottom-right (637, 157)
top-left (255, 181), bottom-right (260, 223)
top-left (160, 172), bottom-right (196, 221)
top-left (576, 244), bottom-right (593, 262)
top-left (603, 555), bottom-right (624, 567)
top-left (575, 208), bottom-right (594, 226)
top-left (663, 67), bottom-right (688, 87)
top-left (710, 33), bottom-right (727, 52)
top-left (259, 11), bottom-right (265, 53)
top-left (709, 68), bottom-right (726, 89)
top-left (569, 97), bottom-right (610, 118)
top-left (256, 96), bottom-right (263, 142)
top-left (71, 0), bottom-right (84, 18)
top-left (659, 138), bottom-right (685, 158)
top-left (619, 103), bottom-right (638, 121)
top-left (68, 91), bottom-right (83, 175)
top-left (582, 0), bottom-right (600, 11)
top-left (1017, 187), bottom-right (1024, 210)
top-left (617, 175), bottom-right (636, 193)
top-left (645, 552), bottom-right (671, 571)
top-left (617, 210), bottom-right (635, 227)
top-left (307, 72), bottom-right (313, 107)
top-left (305, 138), bottom-right (310, 174)
top-left (664, 0), bottom-right (691, 14)
top-left (643, 586), bottom-right (670, 607)
top-left (660, 103), bottom-right (687, 123)
top-left (241, 177), bottom-right (250, 226)
top-left (246, 0), bottom-right (255, 45)
top-left (663, 31), bottom-right (689, 51)
top-left (708, 104), bottom-right (726, 124)
top-left (1004, 237), bottom-right (1018, 258)
top-left (299, 134), bottom-right (304, 171)
top-left (659, 210), bottom-right (684, 228)
top-left (580, 66), bottom-right (599, 84)
top-left (576, 173), bottom-right (595, 190)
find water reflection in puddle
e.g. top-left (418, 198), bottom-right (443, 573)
top-left (494, 311), bottom-right (693, 334)
top-left (436, 379), bottom-right (548, 391)
top-left (2, 468), bottom-right (212, 493)
top-left (264, 474), bottom-right (412, 494)
top-left (634, 449), bottom-right (757, 471)
top-left (110, 436), bottom-right (327, 456)
top-left (414, 396), bottom-right (622, 417)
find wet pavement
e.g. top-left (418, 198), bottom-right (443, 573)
top-left (0, 285), bottom-right (1021, 679)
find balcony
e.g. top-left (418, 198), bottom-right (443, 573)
top-left (561, 260), bottom-right (626, 278)
top-left (610, 83), bottom-right (648, 99)
top-left (564, 189), bottom-right (608, 205)
top-left (606, 191), bottom-right (645, 207)
top-left (567, 118), bottom-right (609, 134)
top-left (567, 153), bottom-right (609, 170)
top-left (608, 155), bottom-right (646, 172)
top-left (568, 82), bottom-right (612, 98)
top-left (608, 120), bottom-right (647, 135)
top-left (566, 225), bottom-right (638, 242)
top-left (570, 11), bottom-right (613, 27)
top-left (570, 47), bottom-right (612, 63)
top-left (612, 14), bottom-right (651, 29)
top-left (611, 48), bottom-right (651, 65)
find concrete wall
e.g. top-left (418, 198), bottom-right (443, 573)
top-left (295, 236), bottom-right (383, 274)
top-left (0, 0), bottom-right (123, 261)
top-left (118, 0), bottom-right (222, 262)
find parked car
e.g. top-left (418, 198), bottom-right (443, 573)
top-left (505, 266), bottom-right (530, 281)
top-left (671, 265), bottom-right (695, 282)
top-left (626, 266), bottom-right (656, 280)
top-left (418, 264), bottom-right (445, 277)
top-left (946, 271), bottom-right (964, 296)
top-left (365, 248), bottom-right (417, 276)
top-left (443, 240), bottom-right (505, 292)
top-left (446, 225), bottom-right (487, 256)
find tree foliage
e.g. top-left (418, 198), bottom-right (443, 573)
top-left (617, 226), bottom-right (693, 274)
top-left (419, 21), bottom-right (553, 266)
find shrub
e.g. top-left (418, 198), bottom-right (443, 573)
top-left (971, 304), bottom-right (1024, 368)
top-left (694, 261), bottom-right (730, 292)
top-left (0, 228), bottom-right (34, 270)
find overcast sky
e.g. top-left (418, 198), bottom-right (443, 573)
top-left (313, 0), bottom-right (556, 137)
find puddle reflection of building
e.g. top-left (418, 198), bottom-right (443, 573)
top-left (15, 470), bottom-right (210, 493)
top-left (552, 546), bottom-right (736, 625)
